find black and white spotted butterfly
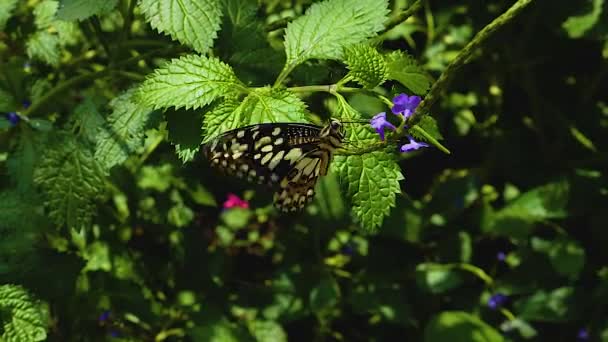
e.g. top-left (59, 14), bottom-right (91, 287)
top-left (202, 119), bottom-right (345, 212)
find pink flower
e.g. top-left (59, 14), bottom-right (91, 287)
top-left (223, 193), bottom-right (249, 209)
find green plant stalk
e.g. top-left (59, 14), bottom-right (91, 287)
top-left (383, 0), bottom-right (423, 34)
top-left (415, 0), bottom-right (534, 119)
top-left (23, 47), bottom-right (183, 117)
top-left (410, 125), bottom-right (450, 154)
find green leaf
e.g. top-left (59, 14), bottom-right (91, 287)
top-left (219, 0), bottom-right (283, 83)
top-left (56, 0), bottom-right (118, 21)
top-left (168, 202), bottom-right (195, 227)
top-left (0, 285), bottom-right (48, 342)
top-left (27, 1), bottom-right (80, 66)
top-left (334, 151), bottom-right (403, 231)
top-left (424, 311), bottom-right (503, 342)
top-left (344, 44), bottom-right (388, 89)
top-left (7, 132), bottom-right (46, 195)
top-left (386, 51), bottom-right (432, 95)
top-left (532, 237), bottom-right (586, 280)
top-left (95, 88), bottom-right (155, 170)
top-left (166, 108), bottom-right (203, 163)
top-left (514, 287), bottom-right (582, 322)
top-left (284, 0), bottom-right (388, 67)
top-left (139, 54), bottom-right (244, 110)
top-left (140, 0), bottom-right (222, 54)
top-left (202, 100), bottom-right (240, 143)
top-left (562, 0), bottom-right (604, 38)
top-left (0, 0), bottom-right (18, 30)
top-left (0, 88), bottom-right (17, 112)
top-left (202, 88), bottom-right (309, 143)
top-left (414, 116), bottom-right (443, 141)
top-left (482, 180), bottom-right (570, 239)
top-left (72, 98), bottom-right (105, 144)
top-left (416, 263), bottom-right (464, 294)
top-left (249, 320), bottom-right (287, 342)
top-left (332, 96), bottom-right (402, 231)
top-left (26, 32), bottom-right (61, 66)
top-left (34, 134), bottom-right (105, 230)
top-left (309, 274), bottom-right (340, 314)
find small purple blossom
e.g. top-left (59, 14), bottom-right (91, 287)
top-left (497, 251), bottom-right (506, 261)
top-left (370, 112), bottom-right (396, 141)
top-left (109, 330), bottom-right (121, 338)
top-left (391, 93), bottom-right (421, 119)
top-left (98, 310), bottom-right (111, 323)
top-left (340, 241), bottom-right (358, 256)
top-left (487, 293), bottom-right (508, 310)
top-left (577, 328), bottom-right (589, 341)
top-left (400, 136), bottom-right (429, 153)
top-left (22, 100), bottom-right (31, 109)
top-left (6, 112), bottom-right (20, 126)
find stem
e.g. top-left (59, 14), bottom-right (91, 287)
top-left (274, 64), bottom-right (295, 87)
top-left (410, 125), bottom-right (451, 154)
top-left (121, 0), bottom-right (137, 40)
top-left (382, 0), bottom-right (423, 34)
top-left (90, 16), bottom-right (112, 61)
top-left (414, 0), bottom-right (534, 119)
top-left (24, 48), bottom-right (182, 117)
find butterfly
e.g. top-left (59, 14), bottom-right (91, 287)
top-left (202, 119), bottom-right (345, 212)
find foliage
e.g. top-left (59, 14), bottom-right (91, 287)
top-left (1, 0), bottom-right (607, 340)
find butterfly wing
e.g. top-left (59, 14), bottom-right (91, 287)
top-left (203, 123), bottom-right (323, 186)
top-left (273, 150), bottom-right (327, 212)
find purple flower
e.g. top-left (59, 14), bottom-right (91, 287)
top-left (98, 310), bottom-right (111, 322)
top-left (6, 112), bottom-right (20, 126)
top-left (487, 293), bottom-right (508, 310)
top-left (22, 100), bottom-right (31, 109)
top-left (391, 93), bottom-right (421, 119)
top-left (370, 112), bottom-right (396, 141)
top-left (497, 251), bottom-right (506, 261)
top-left (577, 328), bottom-right (589, 341)
top-left (400, 136), bottom-right (429, 153)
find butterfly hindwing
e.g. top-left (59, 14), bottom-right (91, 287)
top-left (203, 123), bottom-right (322, 186)
top-left (203, 120), bottom-right (344, 212)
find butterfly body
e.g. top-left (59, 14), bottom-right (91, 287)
top-left (203, 119), bottom-right (345, 212)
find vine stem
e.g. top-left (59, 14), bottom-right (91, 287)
top-left (414, 0), bottom-right (534, 119)
top-left (22, 47), bottom-right (184, 117)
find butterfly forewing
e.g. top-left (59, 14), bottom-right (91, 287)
top-left (203, 120), bottom-right (344, 212)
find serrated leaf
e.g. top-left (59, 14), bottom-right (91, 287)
top-left (27, 0), bottom-right (80, 66)
top-left (139, 54), bottom-right (244, 110)
top-left (219, 0), bottom-right (283, 83)
top-left (56, 0), bottom-right (118, 21)
top-left (0, 285), bottom-right (48, 342)
top-left (34, 134), bottom-right (105, 230)
top-left (0, 0), bottom-right (18, 30)
top-left (424, 311), bottom-right (503, 342)
top-left (344, 44), bottom-right (388, 89)
top-left (284, 0), bottom-right (388, 67)
top-left (95, 89), bottom-right (155, 170)
top-left (386, 51), bottom-right (431, 95)
top-left (331, 96), bottom-right (402, 231)
top-left (202, 88), bottom-right (308, 142)
top-left (73, 98), bottom-right (105, 144)
top-left (202, 100), bottom-right (240, 143)
top-left (140, 0), bottom-right (222, 54)
top-left (334, 151), bottom-right (403, 231)
top-left (562, 0), bottom-right (604, 39)
top-left (26, 31), bottom-right (62, 66)
top-left (166, 107), bottom-right (203, 163)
